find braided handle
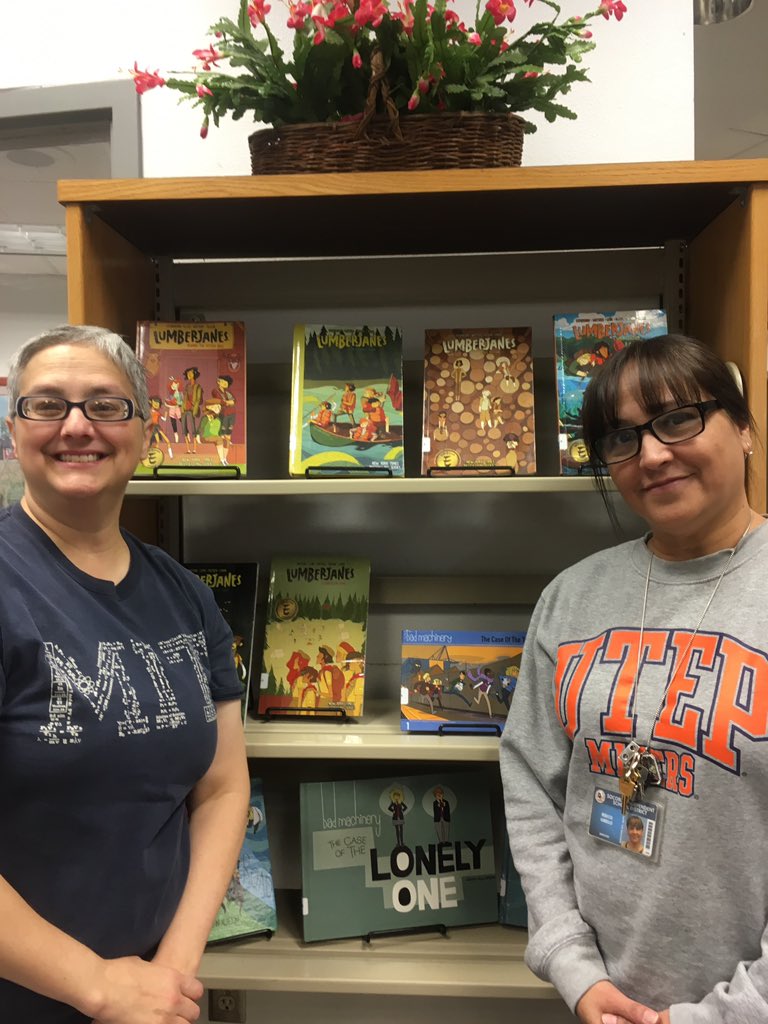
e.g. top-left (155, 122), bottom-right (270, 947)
top-left (354, 48), bottom-right (403, 141)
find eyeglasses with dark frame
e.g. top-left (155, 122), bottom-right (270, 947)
top-left (16, 395), bottom-right (140, 423)
top-left (593, 400), bottom-right (721, 466)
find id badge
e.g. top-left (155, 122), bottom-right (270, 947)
top-left (588, 787), bottom-right (662, 861)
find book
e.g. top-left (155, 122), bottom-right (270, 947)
top-left (400, 628), bottom-right (527, 733)
top-left (207, 777), bottom-right (277, 944)
top-left (134, 321), bottom-right (247, 476)
top-left (0, 378), bottom-right (23, 509)
top-left (498, 837), bottom-right (527, 928)
top-left (184, 563), bottom-right (259, 722)
top-left (289, 324), bottom-right (404, 477)
top-left (300, 771), bottom-right (498, 942)
top-left (554, 310), bottom-right (668, 474)
top-left (258, 555), bottom-right (371, 717)
top-left (421, 327), bottom-right (536, 475)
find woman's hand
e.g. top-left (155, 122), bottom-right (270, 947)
top-left (89, 955), bottom-right (203, 1023)
top-left (577, 980), bottom-right (660, 1024)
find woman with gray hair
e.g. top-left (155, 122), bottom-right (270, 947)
top-left (0, 325), bottom-right (249, 1023)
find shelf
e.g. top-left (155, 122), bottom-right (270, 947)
top-left (58, 159), bottom-right (768, 259)
top-left (126, 475), bottom-right (608, 497)
top-left (200, 891), bottom-right (552, 999)
top-left (244, 702), bottom-right (501, 762)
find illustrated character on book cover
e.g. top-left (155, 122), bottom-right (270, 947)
top-left (300, 772), bottom-right (497, 942)
top-left (554, 310), bottom-right (667, 474)
top-left (400, 629), bottom-right (527, 733)
top-left (208, 778), bottom-right (277, 943)
top-left (289, 324), bottom-right (404, 476)
top-left (421, 327), bottom-right (536, 476)
top-left (135, 321), bottom-right (247, 475)
top-left (259, 557), bottom-right (371, 717)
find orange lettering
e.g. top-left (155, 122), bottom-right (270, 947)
top-left (654, 633), bottom-right (717, 750)
top-left (554, 635), bottom-right (605, 739)
top-left (585, 738), bottom-right (616, 776)
top-left (702, 636), bottom-right (768, 772)
top-left (601, 630), bottom-right (667, 736)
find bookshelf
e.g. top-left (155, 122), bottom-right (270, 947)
top-left (59, 160), bottom-right (768, 1006)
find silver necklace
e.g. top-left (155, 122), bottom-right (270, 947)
top-left (618, 516), bottom-right (753, 811)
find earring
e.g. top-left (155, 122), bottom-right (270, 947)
top-left (745, 449), bottom-right (754, 458)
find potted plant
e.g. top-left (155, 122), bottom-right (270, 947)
top-left (133, 0), bottom-right (627, 173)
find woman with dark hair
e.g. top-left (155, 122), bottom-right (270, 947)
top-left (501, 335), bottom-right (766, 1024)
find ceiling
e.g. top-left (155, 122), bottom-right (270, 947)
top-left (0, 6), bottom-right (765, 277)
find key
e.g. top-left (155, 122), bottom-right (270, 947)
top-left (619, 769), bottom-right (640, 814)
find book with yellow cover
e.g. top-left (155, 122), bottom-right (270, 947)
top-left (135, 321), bottom-right (247, 476)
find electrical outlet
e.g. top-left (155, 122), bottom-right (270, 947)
top-left (208, 988), bottom-right (246, 1023)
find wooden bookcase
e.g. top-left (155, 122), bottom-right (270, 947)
top-left (58, 161), bottom-right (768, 1009)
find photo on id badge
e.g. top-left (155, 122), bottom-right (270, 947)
top-left (588, 787), bottom-right (660, 859)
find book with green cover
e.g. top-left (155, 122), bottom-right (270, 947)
top-left (207, 778), bottom-right (277, 944)
top-left (300, 771), bottom-right (497, 942)
top-left (184, 563), bottom-right (259, 723)
top-left (258, 555), bottom-right (371, 717)
top-left (289, 323), bottom-right (404, 477)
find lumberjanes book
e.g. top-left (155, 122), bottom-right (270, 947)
top-left (300, 771), bottom-right (497, 942)
top-left (184, 563), bottom-right (259, 722)
top-left (207, 778), bottom-right (277, 944)
top-left (135, 321), bottom-right (247, 476)
top-left (554, 310), bottom-right (667, 474)
top-left (400, 629), bottom-right (526, 733)
top-left (498, 836), bottom-right (527, 928)
top-left (421, 327), bottom-right (536, 476)
top-left (288, 324), bottom-right (404, 477)
top-left (258, 555), bottom-right (371, 717)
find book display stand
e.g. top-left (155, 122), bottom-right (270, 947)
top-left (363, 922), bottom-right (448, 943)
top-left (263, 707), bottom-right (349, 722)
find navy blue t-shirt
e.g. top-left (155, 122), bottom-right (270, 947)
top-left (0, 504), bottom-right (242, 1020)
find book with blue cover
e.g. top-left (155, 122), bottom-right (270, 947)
top-left (554, 310), bottom-right (667, 474)
top-left (300, 770), bottom-right (497, 942)
top-left (207, 778), bottom-right (277, 944)
top-left (400, 628), bottom-right (526, 733)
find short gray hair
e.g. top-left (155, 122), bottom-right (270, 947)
top-left (7, 325), bottom-right (149, 420)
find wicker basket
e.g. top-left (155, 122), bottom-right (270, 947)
top-left (248, 112), bottom-right (526, 175)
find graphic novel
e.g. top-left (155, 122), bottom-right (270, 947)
top-left (554, 310), bottom-right (667, 474)
top-left (258, 555), bottom-right (370, 717)
top-left (421, 327), bottom-right (535, 475)
top-left (400, 629), bottom-right (526, 733)
top-left (498, 836), bottom-right (527, 928)
top-left (208, 778), bottom-right (277, 943)
top-left (300, 771), bottom-right (497, 941)
top-left (135, 321), bottom-right (247, 476)
top-left (184, 563), bottom-right (259, 722)
top-left (289, 324), bottom-right (404, 477)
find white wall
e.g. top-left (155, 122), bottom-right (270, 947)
top-left (0, 0), bottom-right (693, 175)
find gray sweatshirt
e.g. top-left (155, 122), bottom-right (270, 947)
top-left (500, 522), bottom-right (768, 1023)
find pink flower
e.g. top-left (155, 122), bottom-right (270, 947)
top-left (354, 0), bottom-right (387, 29)
top-left (248, 0), bottom-right (271, 26)
top-left (485, 0), bottom-right (516, 26)
top-left (408, 91), bottom-right (420, 111)
top-left (468, 31), bottom-right (482, 44)
top-left (287, 2), bottom-right (312, 28)
top-left (130, 62), bottom-right (165, 95)
top-left (600, 0), bottom-right (627, 20)
top-left (579, 29), bottom-right (593, 38)
top-left (192, 46), bottom-right (223, 71)
top-left (352, 49), bottom-right (362, 69)
top-left (417, 77), bottom-right (429, 94)
top-left (523, 71), bottom-right (538, 78)
top-left (313, 27), bottom-right (325, 43)
top-left (196, 84), bottom-right (214, 97)
top-left (200, 118), bottom-right (209, 139)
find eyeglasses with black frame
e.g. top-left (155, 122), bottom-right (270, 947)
top-left (593, 400), bottom-right (721, 466)
top-left (16, 395), bottom-right (139, 423)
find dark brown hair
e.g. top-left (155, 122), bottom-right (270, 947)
top-left (582, 334), bottom-right (755, 521)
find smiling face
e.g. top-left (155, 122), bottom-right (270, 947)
top-left (607, 368), bottom-right (752, 557)
top-left (8, 343), bottom-right (151, 514)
